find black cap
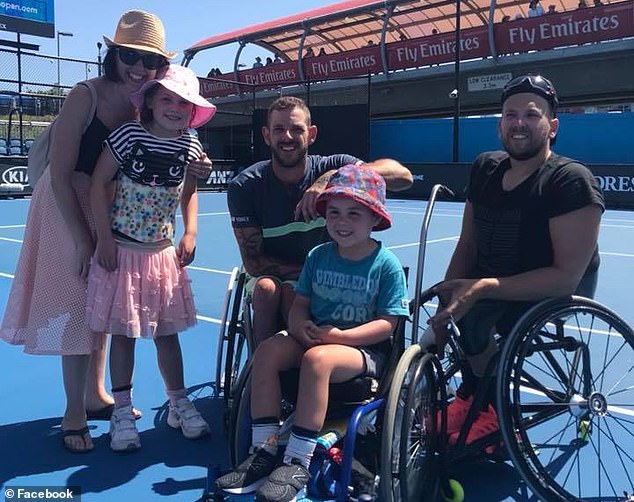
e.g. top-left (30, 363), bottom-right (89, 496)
top-left (501, 74), bottom-right (559, 114)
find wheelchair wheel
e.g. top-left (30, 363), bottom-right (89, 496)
top-left (399, 352), bottom-right (445, 501)
top-left (216, 269), bottom-right (252, 407)
top-left (497, 296), bottom-right (634, 502)
top-left (228, 363), bottom-right (253, 467)
top-left (379, 344), bottom-right (423, 502)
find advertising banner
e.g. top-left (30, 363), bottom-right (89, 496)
top-left (0, 0), bottom-right (54, 38)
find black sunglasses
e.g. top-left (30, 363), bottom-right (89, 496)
top-left (117, 48), bottom-right (168, 70)
top-left (501, 74), bottom-right (558, 110)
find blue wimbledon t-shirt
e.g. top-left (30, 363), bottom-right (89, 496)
top-left (296, 241), bottom-right (409, 330)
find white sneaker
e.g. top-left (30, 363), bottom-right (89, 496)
top-left (167, 397), bottom-right (210, 439)
top-left (109, 405), bottom-right (141, 452)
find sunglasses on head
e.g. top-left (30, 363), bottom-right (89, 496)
top-left (501, 74), bottom-right (559, 110)
top-left (117, 48), bottom-right (168, 70)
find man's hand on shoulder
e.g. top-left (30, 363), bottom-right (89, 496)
top-left (294, 170), bottom-right (334, 221)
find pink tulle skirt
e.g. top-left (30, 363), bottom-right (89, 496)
top-left (86, 240), bottom-right (197, 339)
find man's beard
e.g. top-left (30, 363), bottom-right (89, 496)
top-left (271, 142), bottom-right (307, 169)
top-left (502, 131), bottom-right (547, 161)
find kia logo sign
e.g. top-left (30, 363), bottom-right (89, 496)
top-left (1, 165), bottom-right (29, 185)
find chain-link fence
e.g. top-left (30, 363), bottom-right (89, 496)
top-left (1, 47), bottom-right (100, 154)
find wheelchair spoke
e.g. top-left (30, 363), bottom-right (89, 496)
top-left (498, 297), bottom-right (634, 501)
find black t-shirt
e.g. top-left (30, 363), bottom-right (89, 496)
top-left (467, 151), bottom-right (604, 282)
top-left (227, 154), bottom-right (361, 266)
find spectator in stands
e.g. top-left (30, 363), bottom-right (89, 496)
top-left (318, 47), bottom-right (327, 56)
top-left (502, 14), bottom-right (512, 21)
top-left (265, 57), bottom-right (273, 66)
top-left (303, 46), bottom-right (315, 58)
top-left (226, 96), bottom-right (412, 346)
top-left (426, 74), bottom-right (604, 447)
top-left (547, 4), bottom-right (557, 13)
top-left (0, 9), bottom-right (207, 454)
top-left (593, 0), bottom-right (603, 5)
top-left (578, 0), bottom-right (588, 7)
top-left (528, 0), bottom-right (545, 17)
top-left (253, 57), bottom-right (263, 68)
top-left (273, 55), bottom-right (282, 64)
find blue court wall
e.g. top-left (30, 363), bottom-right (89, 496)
top-left (370, 113), bottom-right (634, 165)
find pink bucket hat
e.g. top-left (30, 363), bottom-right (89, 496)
top-left (130, 64), bottom-right (216, 128)
top-left (316, 164), bottom-right (392, 231)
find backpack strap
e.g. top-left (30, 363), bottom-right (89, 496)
top-left (76, 80), bottom-right (98, 133)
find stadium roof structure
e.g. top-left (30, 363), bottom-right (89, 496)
top-left (184, 0), bottom-right (598, 64)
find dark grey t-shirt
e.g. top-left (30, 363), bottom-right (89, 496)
top-left (467, 151), bottom-right (604, 282)
top-left (227, 154), bottom-right (360, 267)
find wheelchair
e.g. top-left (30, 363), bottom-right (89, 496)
top-left (215, 266), bottom-right (253, 418)
top-left (380, 192), bottom-right (634, 501)
top-left (211, 185), bottom-right (453, 501)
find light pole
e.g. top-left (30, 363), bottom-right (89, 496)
top-left (56, 31), bottom-right (73, 94)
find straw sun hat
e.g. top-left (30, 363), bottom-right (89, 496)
top-left (103, 10), bottom-right (176, 59)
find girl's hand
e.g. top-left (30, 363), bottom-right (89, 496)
top-left (94, 236), bottom-right (117, 273)
top-left (177, 233), bottom-right (196, 268)
top-left (188, 153), bottom-right (213, 180)
top-left (75, 235), bottom-right (95, 279)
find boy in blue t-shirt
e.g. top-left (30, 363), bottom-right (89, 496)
top-left (217, 164), bottom-right (409, 502)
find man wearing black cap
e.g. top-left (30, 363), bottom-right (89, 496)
top-left (428, 74), bottom-right (604, 447)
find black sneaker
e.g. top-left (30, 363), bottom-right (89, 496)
top-left (215, 448), bottom-right (278, 494)
top-left (255, 459), bottom-right (310, 502)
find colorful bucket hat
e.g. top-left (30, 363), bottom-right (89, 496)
top-left (104, 10), bottom-right (176, 59)
top-left (316, 164), bottom-right (391, 231)
top-left (130, 65), bottom-right (216, 129)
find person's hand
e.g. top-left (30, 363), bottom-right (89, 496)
top-left (428, 279), bottom-right (484, 331)
top-left (308, 324), bottom-right (342, 344)
top-left (75, 235), bottom-right (95, 279)
top-left (187, 153), bottom-right (213, 180)
top-left (177, 233), bottom-right (196, 268)
top-left (93, 236), bottom-right (117, 273)
top-left (291, 320), bottom-right (323, 349)
top-left (294, 184), bottom-right (324, 222)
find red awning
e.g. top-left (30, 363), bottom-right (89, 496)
top-left (184, 0), bottom-right (603, 63)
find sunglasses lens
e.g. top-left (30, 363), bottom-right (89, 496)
top-left (118, 49), bottom-right (166, 70)
top-left (118, 48), bottom-right (140, 66)
top-left (141, 54), bottom-right (166, 70)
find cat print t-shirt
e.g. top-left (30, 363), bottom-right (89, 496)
top-left (105, 121), bottom-right (204, 243)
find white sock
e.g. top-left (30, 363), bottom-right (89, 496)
top-left (252, 422), bottom-right (280, 455)
top-left (284, 430), bottom-right (318, 469)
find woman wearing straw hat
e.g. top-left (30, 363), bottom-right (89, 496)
top-left (0, 10), bottom-right (210, 453)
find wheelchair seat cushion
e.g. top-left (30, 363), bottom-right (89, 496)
top-left (279, 368), bottom-right (377, 405)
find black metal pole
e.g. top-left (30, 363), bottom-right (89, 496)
top-left (97, 42), bottom-right (103, 77)
top-left (452, 0), bottom-right (462, 162)
top-left (17, 32), bottom-right (24, 152)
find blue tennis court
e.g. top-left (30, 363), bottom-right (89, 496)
top-left (1, 192), bottom-right (633, 501)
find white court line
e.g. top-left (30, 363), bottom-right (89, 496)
top-left (600, 251), bottom-right (634, 258)
top-left (0, 224), bottom-right (25, 229)
top-left (176, 211), bottom-right (229, 218)
top-left (0, 272), bottom-right (14, 279)
top-left (187, 266), bottom-right (233, 275)
top-left (0, 237), bottom-right (23, 243)
top-left (387, 236), bottom-right (459, 250)
top-left (197, 314), bottom-right (221, 324)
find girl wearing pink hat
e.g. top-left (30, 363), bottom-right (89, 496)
top-left (86, 64), bottom-right (216, 451)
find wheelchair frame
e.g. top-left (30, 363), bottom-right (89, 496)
top-left (212, 184), bottom-right (634, 502)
